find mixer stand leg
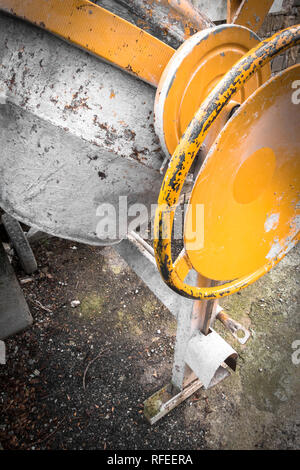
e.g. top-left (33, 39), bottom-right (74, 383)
top-left (115, 233), bottom-right (238, 424)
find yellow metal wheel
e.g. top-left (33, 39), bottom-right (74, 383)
top-left (154, 25), bottom-right (300, 300)
top-left (154, 24), bottom-right (271, 158)
top-left (184, 64), bottom-right (300, 281)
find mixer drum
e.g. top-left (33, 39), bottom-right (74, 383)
top-left (0, 12), bottom-right (165, 245)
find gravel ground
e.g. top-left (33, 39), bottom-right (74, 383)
top-left (0, 236), bottom-right (299, 450)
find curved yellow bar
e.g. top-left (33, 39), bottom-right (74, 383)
top-left (154, 24), bottom-right (300, 300)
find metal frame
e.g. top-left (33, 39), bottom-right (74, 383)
top-left (115, 232), bottom-right (249, 423)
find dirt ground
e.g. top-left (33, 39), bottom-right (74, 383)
top-left (0, 236), bottom-right (299, 450)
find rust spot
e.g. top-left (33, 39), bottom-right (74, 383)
top-left (125, 64), bottom-right (139, 77)
top-left (93, 115), bottom-right (108, 131)
top-left (64, 87), bottom-right (91, 113)
top-left (123, 129), bottom-right (136, 141)
top-left (6, 72), bottom-right (16, 91)
top-left (76, 4), bottom-right (95, 11)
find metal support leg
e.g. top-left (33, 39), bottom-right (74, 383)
top-left (172, 274), bottom-right (221, 390)
top-left (115, 234), bottom-right (241, 424)
top-left (171, 297), bottom-right (195, 391)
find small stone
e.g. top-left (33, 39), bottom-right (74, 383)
top-left (20, 277), bottom-right (34, 285)
top-left (71, 300), bottom-right (80, 308)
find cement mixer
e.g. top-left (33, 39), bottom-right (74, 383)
top-left (0, 0), bottom-right (299, 423)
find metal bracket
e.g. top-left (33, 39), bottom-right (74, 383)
top-left (217, 309), bottom-right (251, 345)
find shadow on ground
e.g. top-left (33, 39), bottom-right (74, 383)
top-left (0, 238), bottom-right (299, 449)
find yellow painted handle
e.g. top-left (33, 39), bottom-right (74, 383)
top-left (154, 25), bottom-right (300, 300)
top-left (0, 0), bottom-right (174, 86)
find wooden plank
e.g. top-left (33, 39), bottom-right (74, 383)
top-left (144, 379), bottom-right (203, 425)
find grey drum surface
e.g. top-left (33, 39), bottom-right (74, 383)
top-left (0, 13), bottom-right (165, 245)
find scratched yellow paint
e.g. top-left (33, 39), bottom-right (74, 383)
top-left (229, 0), bottom-right (273, 33)
top-left (0, 0), bottom-right (174, 86)
top-left (157, 25), bottom-right (270, 156)
top-left (185, 71), bottom-right (300, 281)
top-left (154, 25), bottom-right (300, 300)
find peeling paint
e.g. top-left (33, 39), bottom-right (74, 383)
top-left (266, 240), bottom-right (282, 260)
top-left (154, 25), bottom-right (300, 300)
top-left (264, 213), bottom-right (280, 232)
